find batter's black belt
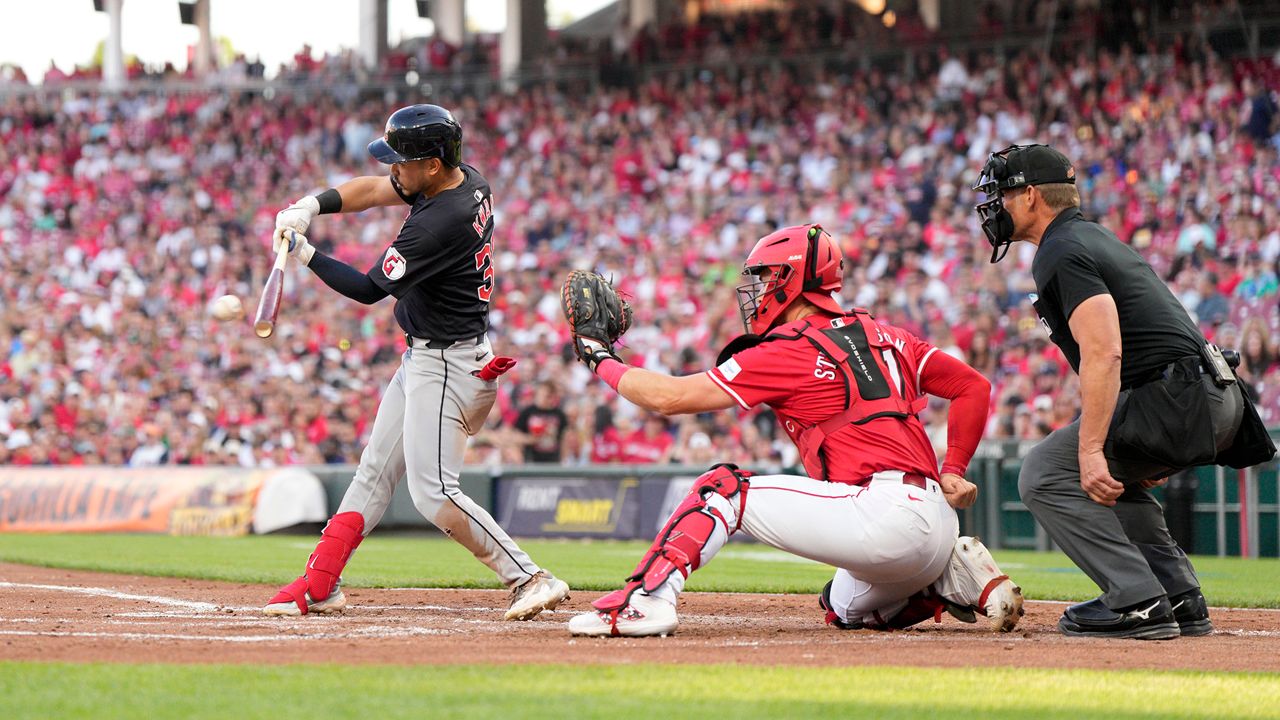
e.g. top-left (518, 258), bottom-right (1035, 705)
top-left (405, 333), bottom-right (485, 350)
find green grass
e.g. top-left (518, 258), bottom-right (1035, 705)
top-left (1, 663), bottom-right (1277, 720)
top-left (2, 532), bottom-right (1278, 607)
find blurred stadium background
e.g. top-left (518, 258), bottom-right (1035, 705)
top-left (1, 0), bottom-right (1279, 557)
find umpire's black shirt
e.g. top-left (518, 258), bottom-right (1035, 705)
top-left (1031, 208), bottom-right (1202, 389)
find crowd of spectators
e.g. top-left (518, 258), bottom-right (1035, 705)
top-left (2, 0), bottom-right (1261, 88)
top-left (1, 29), bottom-right (1278, 471)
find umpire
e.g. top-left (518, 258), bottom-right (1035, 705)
top-left (971, 144), bottom-right (1274, 639)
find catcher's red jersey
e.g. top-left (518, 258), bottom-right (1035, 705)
top-left (707, 315), bottom-right (943, 484)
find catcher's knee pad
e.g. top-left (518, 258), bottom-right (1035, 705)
top-left (593, 464), bottom-right (750, 613)
top-left (304, 511), bottom-right (365, 601)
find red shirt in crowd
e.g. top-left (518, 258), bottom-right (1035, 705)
top-left (618, 429), bottom-right (673, 464)
top-left (590, 427), bottom-right (622, 463)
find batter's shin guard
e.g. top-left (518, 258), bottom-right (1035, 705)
top-left (592, 464), bottom-right (750, 615)
top-left (270, 512), bottom-right (365, 612)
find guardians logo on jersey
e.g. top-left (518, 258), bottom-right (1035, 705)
top-left (382, 247), bottom-right (407, 281)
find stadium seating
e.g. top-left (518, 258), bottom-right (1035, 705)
top-left (0, 37), bottom-right (1276, 468)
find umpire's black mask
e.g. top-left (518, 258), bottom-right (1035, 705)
top-left (972, 144), bottom-right (1076, 263)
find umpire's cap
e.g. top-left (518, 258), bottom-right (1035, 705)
top-left (368, 104), bottom-right (463, 166)
top-left (977, 144), bottom-right (1075, 194)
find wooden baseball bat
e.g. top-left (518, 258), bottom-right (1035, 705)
top-left (253, 234), bottom-right (291, 338)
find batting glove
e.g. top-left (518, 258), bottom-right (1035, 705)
top-left (275, 195), bottom-right (320, 237)
top-left (273, 228), bottom-right (315, 266)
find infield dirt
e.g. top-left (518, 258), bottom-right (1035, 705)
top-left (1, 563), bottom-right (1275, 670)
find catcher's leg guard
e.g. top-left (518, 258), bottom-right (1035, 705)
top-left (820, 582), bottom-right (953, 630)
top-left (268, 511), bottom-right (365, 614)
top-left (870, 587), bottom-right (948, 630)
top-left (591, 464), bottom-right (750, 615)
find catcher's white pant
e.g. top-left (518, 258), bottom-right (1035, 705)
top-left (336, 337), bottom-right (541, 587)
top-left (652, 470), bottom-right (959, 625)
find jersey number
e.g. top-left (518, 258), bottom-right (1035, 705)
top-left (474, 243), bottom-right (493, 302)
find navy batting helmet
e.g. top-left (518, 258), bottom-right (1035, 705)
top-left (368, 104), bottom-right (463, 167)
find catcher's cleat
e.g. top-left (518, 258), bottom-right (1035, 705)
top-left (263, 576), bottom-right (347, 616)
top-left (505, 571), bottom-right (570, 621)
top-left (568, 593), bottom-right (678, 637)
top-left (940, 596), bottom-right (979, 625)
top-left (936, 536), bottom-right (1025, 632)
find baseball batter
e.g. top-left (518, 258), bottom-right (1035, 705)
top-left (563, 225), bottom-right (1024, 636)
top-left (262, 104), bottom-right (569, 620)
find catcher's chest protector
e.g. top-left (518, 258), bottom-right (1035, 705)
top-left (773, 310), bottom-right (927, 480)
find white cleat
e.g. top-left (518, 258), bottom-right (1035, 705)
top-left (262, 588), bottom-right (347, 617)
top-left (568, 593), bottom-right (678, 637)
top-left (505, 571), bottom-right (571, 621)
top-left (939, 536), bottom-right (1025, 632)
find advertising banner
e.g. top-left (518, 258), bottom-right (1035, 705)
top-left (496, 473), bottom-right (702, 539)
top-left (0, 466), bottom-right (326, 535)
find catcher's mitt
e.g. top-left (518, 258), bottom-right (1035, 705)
top-left (561, 270), bottom-right (632, 370)
top-left (561, 270), bottom-right (632, 344)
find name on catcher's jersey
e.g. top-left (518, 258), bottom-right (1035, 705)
top-left (368, 163), bottom-right (495, 341)
top-left (706, 317), bottom-right (943, 483)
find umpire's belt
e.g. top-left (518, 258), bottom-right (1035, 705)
top-left (406, 333), bottom-right (485, 350)
top-left (1131, 349), bottom-right (1236, 389)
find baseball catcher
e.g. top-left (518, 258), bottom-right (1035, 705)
top-left (562, 224), bottom-right (1024, 637)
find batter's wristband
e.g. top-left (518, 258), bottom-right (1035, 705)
top-left (595, 358), bottom-right (630, 391)
top-left (940, 463), bottom-right (967, 477)
top-left (314, 188), bottom-right (343, 215)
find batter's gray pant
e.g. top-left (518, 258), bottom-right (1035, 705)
top-left (337, 337), bottom-right (540, 587)
top-left (1018, 379), bottom-right (1243, 610)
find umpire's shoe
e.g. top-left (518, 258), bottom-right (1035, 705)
top-left (1058, 596), bottom-right (1180, 640)
top-left (1170, 588), bottom-right (1214, 637)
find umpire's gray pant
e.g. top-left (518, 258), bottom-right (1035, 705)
top-left (1018, 379), bottom-right (1243, 610)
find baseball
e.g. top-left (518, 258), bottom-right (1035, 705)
top-left (211, 294), bottom-right (243, 321)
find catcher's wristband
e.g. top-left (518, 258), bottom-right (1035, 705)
top-left (595, 358), bottom-right (630, 392)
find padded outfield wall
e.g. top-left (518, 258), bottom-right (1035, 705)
top-left (307, 443), bottom-right (1280, 558)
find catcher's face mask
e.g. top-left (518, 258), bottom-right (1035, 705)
top-left (736, 263), bottom-right (794, 336)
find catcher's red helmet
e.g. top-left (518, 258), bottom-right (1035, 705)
top-left (737, 224), bottom-right (844, 335)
